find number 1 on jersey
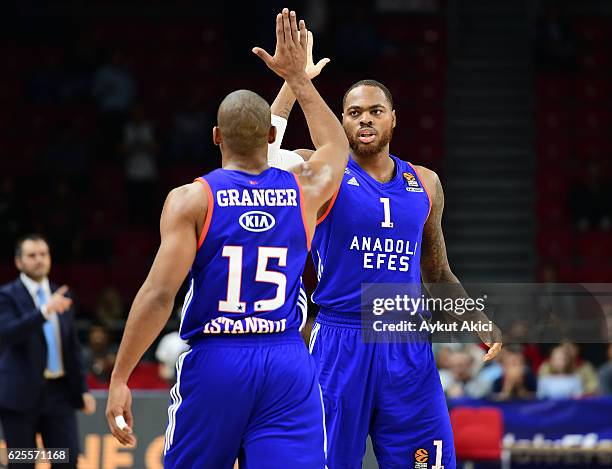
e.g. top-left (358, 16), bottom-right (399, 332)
top-left (380, 197), bottom-right (394, 228)
top-left (219, 246), bottom-right (246, 313)
top-left (431, 440), bottom-right (444, 469)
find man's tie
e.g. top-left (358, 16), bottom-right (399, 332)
top-left (37, 287), bottom-right (62, 374)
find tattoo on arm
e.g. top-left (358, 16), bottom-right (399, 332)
top-left (421, 175), bottom-right (457, 284)
top-left (419, 174), bottom-right (503, 351)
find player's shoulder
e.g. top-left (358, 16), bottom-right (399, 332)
top-left (410, 163), bottom-right (438, 182)
top-left (165, 181), bottom-right (208, 219)
top-left (410, 164), bottom-right (441, 194)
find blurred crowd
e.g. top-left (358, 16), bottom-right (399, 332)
top-left (434, 341), bottom-right (612, 400)
top-left (81, 308), bottom-right (612, 400)
top-left (534, 1), bottom-right (612, 283)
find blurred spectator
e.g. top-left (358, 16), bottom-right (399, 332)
top-left (169, 97), bottom-right (210, 162)
top-left (82, 323), bottom-right (117, 384)
top-left (535, 4), bottom-right (577, 72)
top-left (564, 342), bottom-right (599, 394)
top-left (537, 345), bottom-right (584, 398)
top-left (95, 287), bottom-right (125, 326)
top-left (121, 104), bottom-right (159, 225)
top-left (155, 331), bottom-right (190, 384)
top-left (491, 346), bottom-right (537, 400)
top-left (93, 50), bottom-right (135, 114)
top-left (599, 344), bottom-right (612, 395)
top-left (569, 162), bottom-right (612, 231)
top-left (438, 347), bottom-right (489, 398)
top-left (92, 50), bottom-right (136, 153)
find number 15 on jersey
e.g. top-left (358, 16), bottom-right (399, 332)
top-left (219, 246), bottom-right (287, 313)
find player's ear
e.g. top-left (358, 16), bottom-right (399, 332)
top-left (14, 256), bottom-right (21, 272)
top-left (392, 110), bottom-right (396, 128)
top-left (212, 126), bottom-right (222, 146)
top-left (268, 125), bottom-right (277, 144)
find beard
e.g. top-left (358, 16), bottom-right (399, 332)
top-left (346, 126), bottom-right (394, 157)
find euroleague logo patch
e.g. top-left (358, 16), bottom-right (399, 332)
top-left (414, 448), bottom-right (429, 468)
top-left (403, 172), bottom-right (424, 193)
top-left (239, 211), bottom-right (276, 232)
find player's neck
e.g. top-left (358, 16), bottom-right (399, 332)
top-left (221, 149), bottom-right (269, 174)
top-left (352, 147), bottom-right (395, 183)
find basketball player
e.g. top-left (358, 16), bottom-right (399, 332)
top-left (267, 77), bottom-right (503, 467)
top-left (105, 10), bottom-right (348, 468)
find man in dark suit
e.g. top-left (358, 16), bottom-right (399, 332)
top-left (0, 234), bottom-right (96, 469)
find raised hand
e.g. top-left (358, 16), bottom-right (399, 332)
top-left (46, 285), bottom-right (72, 315)
top-left (305, 31), bottom-right (330, 80)
top-left (252, 9), bottom-right (308, 81)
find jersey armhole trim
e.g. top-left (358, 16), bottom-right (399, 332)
top-left (407, 162), bottom-right (432, 222)
top-left (194, 177), bottom-right (214, 250)
top-left (316, 187), bottom-right (340, 226)
top-left (292, 173), bottom-right (312, 251)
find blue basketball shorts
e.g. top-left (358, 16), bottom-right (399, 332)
top-left (163, 331), bottom-right (327, 469)
top-left (309, 310), bottom-right (456, 469)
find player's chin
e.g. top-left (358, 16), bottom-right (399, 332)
top-left (352, 141), bottom-right (382, 156)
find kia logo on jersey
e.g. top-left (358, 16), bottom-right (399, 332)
top-left (239, 211), bottom-right (276, 232)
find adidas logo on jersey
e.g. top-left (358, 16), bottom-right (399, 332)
top-left (347, 177), bottom-right (360, 187)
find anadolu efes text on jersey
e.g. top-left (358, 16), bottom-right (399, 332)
top-left (312, 155), bottom-right (431, 314)
top-left (179, 167), bottom-right (310, 342)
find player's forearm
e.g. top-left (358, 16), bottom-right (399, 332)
top-left (422, 264), bottom-right (458, 284)
top-left (271, 82), bottom-right (297, 120)
top-left (286, 75), bottom-right (346, 152)
top-left (422, 269), bottom-right (483, 322)
top-left (111, 286), bottom-right (175, 383)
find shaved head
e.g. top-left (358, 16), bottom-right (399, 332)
top-left (216, 90), bottom-right (272, 154)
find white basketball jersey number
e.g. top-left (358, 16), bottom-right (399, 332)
top-left (219, 246), bottom-right (246, 313)
top-left (380, 197), bottom-right (394, 228)
top-left (431, 440), bottom-right (444, 469)
top-left (254, 247), bottom-right (287, 311)
top-left (219, 245), bottom-right (287, 313)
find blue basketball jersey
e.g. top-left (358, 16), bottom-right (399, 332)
top-left (179, 167), bottom-right (309, 342)
top-left (311, 155), bottom-right (431, 315)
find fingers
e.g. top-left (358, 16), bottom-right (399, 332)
top-left (47, 292), bottom-right (73, 314)
top-left (282, 8), bottom-right (291, 45)
top-left (125, 406), bottom-right (134, 430)
top-left (289, 10), bottom-right (299, 43)
top-left (252, 47), bottom-right (274, 67)
top-left (107, 408), bottom-right (135, 446)
top-left (56, 285), bottom-right (69, 296)
top-left (275, 12), bottom-right (283, 45)
top-left (483, 343), bottom-right (503, 361)
top-left (315, 58), bottom-right (331, 71)
top-left (307, 30), bottom-right (313, 58)
top-left (298, 19), bottom-right (307, 50)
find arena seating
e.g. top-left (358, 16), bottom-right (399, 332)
top-left (535, 15), bottom-right (612, 282)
